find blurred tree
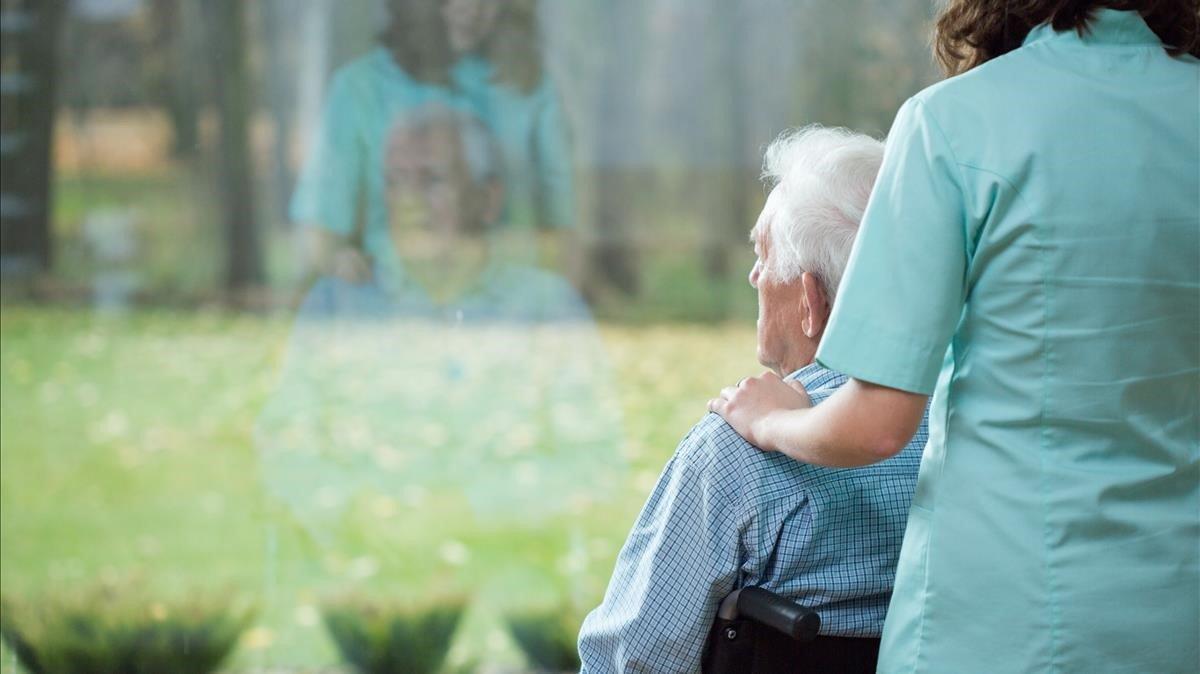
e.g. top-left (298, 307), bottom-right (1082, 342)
top-left (587, 0), bottom-right (642, 297)
top-left (147, 0), bottom-right (205, 160)
top-left (0, 0), bottom-right (67, 278)
top-left (207, 0), bottom-right (263, 295)
top-left (259, 0), bottom-right (301, 228)
top-left (794, 0), bottom-right (937, 135)
top-left (703, 1), bottom-right (752, 289)
top-left (58, 2), bottom-right (148, 111)
top-left (793, 0), bottom-right (868, 129)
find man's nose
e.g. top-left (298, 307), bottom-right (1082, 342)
top-left (749, 260), bottom-right (761, 288)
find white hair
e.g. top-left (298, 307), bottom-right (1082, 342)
top-left (756, 125), bottom-right (884, 301)
top-left (386, 103), bottom-right (502, 185)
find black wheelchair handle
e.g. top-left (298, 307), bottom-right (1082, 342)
top-left (736, 586), bottom-right (821, 643)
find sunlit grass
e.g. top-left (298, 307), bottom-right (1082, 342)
top-left (0, 306), bottom-right (759, 670)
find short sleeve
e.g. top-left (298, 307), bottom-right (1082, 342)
top-left (289, 69), bottom-right (364, 236)
top-left (816, 97), bottom-right (970, 395)
top-left (533, 81), bottom-right (576, 229)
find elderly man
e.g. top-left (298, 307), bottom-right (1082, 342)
top-left (257, 105), bottom-right (622, 576)
top-left (578, 126), bottom-right (927, 672)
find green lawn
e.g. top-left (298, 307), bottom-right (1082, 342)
top-left (0, 306), bottom-right (760, 671)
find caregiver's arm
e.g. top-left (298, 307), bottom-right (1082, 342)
top-left (708, 370), bottom-right (927, 467)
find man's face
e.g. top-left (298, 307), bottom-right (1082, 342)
top-left (750, 189), bottom-right (808, 374)
top-left (384, 122), bottom-right (487, 252)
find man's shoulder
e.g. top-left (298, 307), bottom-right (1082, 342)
top-left (487, 264), bottom-right (593, 323)
top-left (297, 276), bottom-right (393, 320)
top-left (673, 413), bottom-right (817, 506)
top-left (675, 412), bottom-right (754, 467)
top-left (672, 371), bottom-right (920, 507)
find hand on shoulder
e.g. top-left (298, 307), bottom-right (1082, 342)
top-left (708, 371), bottom-right (813, 451)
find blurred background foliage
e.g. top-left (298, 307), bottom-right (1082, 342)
top-left (1, 0), bottom-right (940, 670)
top-left (320, 596), bottom-right (465, 674)
top-left (2, 0), bottom-right (938, 318)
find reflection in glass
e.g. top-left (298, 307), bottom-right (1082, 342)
top-left (258, 105), bottom-right (623, 664)
top-left (1, 0), bottom-right (941, 669)
top-left (292, 0), bottom-right (574, 285)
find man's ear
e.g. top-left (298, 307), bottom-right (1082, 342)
top-left (800, 271), bottom-right (830, 339)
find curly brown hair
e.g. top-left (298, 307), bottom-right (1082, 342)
top-left (380, 0), bottom-right (456, 85)
top-left (933, 0), bottom-right (1200, 76)
top-left (382, 0), bottom-right (544, 92)
top-left (483, 0), bottom-right (544, 94)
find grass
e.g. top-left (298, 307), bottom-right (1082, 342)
top-left (0, 305), bottom-right (760, 671)
top-left (52, 171), bottom-right (227, 296)
top-left (1, 166), bottom-right (765, 670)
top-left (0, 583), bottom-right (253, 674)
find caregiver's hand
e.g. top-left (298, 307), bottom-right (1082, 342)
top-left (708, 371), bottom-right (812, 452)
top-left (330, 246), bottom-right (372, 284)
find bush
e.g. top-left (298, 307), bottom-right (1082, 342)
top-left (0, 587), bottom-right (253, 674)
top-left (504, 609), bottom-right (582, 672)
top-left (321, 595), bottom-right (465, 674)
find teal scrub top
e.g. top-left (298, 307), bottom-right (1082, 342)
top-left (453, 55), bottom-right (576, 230)
top-left (816, 10), bottom-right (1199, 673)
top-left (290, 48), bottom-right (462, 264)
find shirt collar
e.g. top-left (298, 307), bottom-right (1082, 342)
top-left (786, 361), bottom-right (848, 393)
top-left (371, 243), bottom-right (509, 316)
top-left (1022, 8), bottom-right (1162, 49)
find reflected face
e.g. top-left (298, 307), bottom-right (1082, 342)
top-left (384, 122), bottom-right (484, 249)
top-left (442, 0), bottom-right (502, 54)
top-left (750, 190), bottom-right (806, 374)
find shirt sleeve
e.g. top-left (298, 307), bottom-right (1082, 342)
top-left (289, 69), bottom-right (364, 237)
top-left (815, 97), bottom-right (972, 395)
top-left (578, 422), bottom-right (746, 673)
top-left (532, 80), bottom-right (576, 229)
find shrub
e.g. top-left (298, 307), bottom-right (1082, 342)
top-left (504, 609), bottom-right (582, 672)
top-left (321, 595), bottom-right (465, 674)
top-left (0, 587), bottom-right (253, 674)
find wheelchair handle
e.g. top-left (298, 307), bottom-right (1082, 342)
top-left (734, 586), bottom-right (821, 643)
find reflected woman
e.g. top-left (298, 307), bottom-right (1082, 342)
top-left (444, 0), bottom-right (575, 236)
top-left (709, 1), bottom-right (1199, 672)
top-left (292, 0), bottom-right (575, 284)
top-left (291, 0), bottom-right (462, 283)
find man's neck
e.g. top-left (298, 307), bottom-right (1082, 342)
top-left (778, 337), bottom-right (821, 379)
top-left (781, 360), bottom-right (814, 379)
top-left (395, 240), bottom-right (490, 305)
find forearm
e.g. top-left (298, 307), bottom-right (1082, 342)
top-left (300, 226), bottom-right (343, 268)
top-left (758, 379), bottom-right (926, 467)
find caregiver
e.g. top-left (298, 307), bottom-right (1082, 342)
top-left (709, 1), bottom-right (1199, 672)
top-left (293, 0), bottom-right (574, 283)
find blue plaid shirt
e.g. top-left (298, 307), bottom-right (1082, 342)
top-left (578, 363), bottom-right (927, 672)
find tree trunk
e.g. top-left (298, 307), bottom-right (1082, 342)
top-left (260, 0), bottom-right (304, 229)
top-left (588, 0), bottom-right (640, 297)
top-left (146, 0), bottom-right (201, 160)
top-left (208, 0), bottom-right (263, 294)
top-left (703, 0), bottom-right (751, 285)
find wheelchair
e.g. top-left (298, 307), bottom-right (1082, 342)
top-left (701, 587), bottom-right (881, 673)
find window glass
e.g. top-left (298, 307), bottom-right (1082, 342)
top-left (0, 0), bottom-right (938, 669)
